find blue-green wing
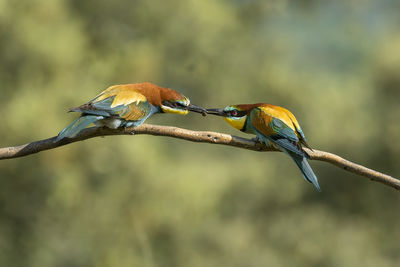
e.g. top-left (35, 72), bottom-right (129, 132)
top-left (71, 96), bottom-right (153, 122)
top-left (270, 118), bottom-right (298, 142)
top-left (268, 118), bottom-right (307, 158)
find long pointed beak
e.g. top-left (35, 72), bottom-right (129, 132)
top-left (206, 108), bottom-right (226, 116)
top-left (186, 103), bottom-right (207, 116)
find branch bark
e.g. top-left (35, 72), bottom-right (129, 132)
top-left (1, 124), bottom-right (399, 190)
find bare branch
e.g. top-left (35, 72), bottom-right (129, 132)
top-left (1, 124), bottom-right (399, 190)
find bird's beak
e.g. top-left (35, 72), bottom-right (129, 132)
top-left (206, 108), bottom-right (226, 116)
top-left (186, 103), bottom-right (207, 116)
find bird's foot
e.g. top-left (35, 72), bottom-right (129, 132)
top-left (251, 136), bottom-right (261, 143)
top-left (128, 128), bottom-right (135, 135)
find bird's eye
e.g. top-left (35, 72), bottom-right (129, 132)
top-left (231, 110), bottom-right (238, 116)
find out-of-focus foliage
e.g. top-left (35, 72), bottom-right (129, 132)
top-left (1, 0), bottom-right (399, 266)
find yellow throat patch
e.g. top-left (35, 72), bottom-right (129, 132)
top-left (223, 116), bottom-right (246, 130)
top-left (161, 105), bottom-right (189, 115)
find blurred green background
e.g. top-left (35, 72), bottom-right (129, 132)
top-left (1, 0), bottom-right (400, 266)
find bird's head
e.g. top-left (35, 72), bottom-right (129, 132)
top-left (207, 104), bottom-right (259, 130)
top-left (158, 87), bottom-right (207, 116)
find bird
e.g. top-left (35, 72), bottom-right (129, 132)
top-left (55, 82), bottom-right (207, 142)
top-left (207, 103), bottom-right (320, 191)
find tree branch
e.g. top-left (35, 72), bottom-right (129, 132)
top-left (1, 124), bottom-right (399, 190)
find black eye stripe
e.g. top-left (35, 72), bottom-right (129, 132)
top-left (225, 109), bottom-right (246, 117)
top-left (162, 100), bottom-right (185, 108)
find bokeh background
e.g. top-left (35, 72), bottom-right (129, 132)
top-left (1, 0), bottom-right (400, 266)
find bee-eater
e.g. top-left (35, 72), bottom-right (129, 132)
top-left (207, 104), bottom-right (320, 191)
top-left (55, 82), bottom-right (206, 142)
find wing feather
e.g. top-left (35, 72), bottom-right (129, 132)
top-left (250, 107), bottom-right (298, 141)
top-left (122, 103), bottom-right (150, 121)
top-left (250, 107), bottom-right (305, 157)
top-left (93, 85), bottom-right (148, 107)
top-left (249, 108), bottom-right (275, 136)
top-left (73, 85), bottom-right (151, 121)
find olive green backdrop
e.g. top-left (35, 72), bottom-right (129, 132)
top-left (1, 0), bottom-right (399, 266)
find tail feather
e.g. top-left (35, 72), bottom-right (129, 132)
top-left (290, 153), bottom-right (321, 192)
top-left (55, 115), bottom-right (102, 142)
